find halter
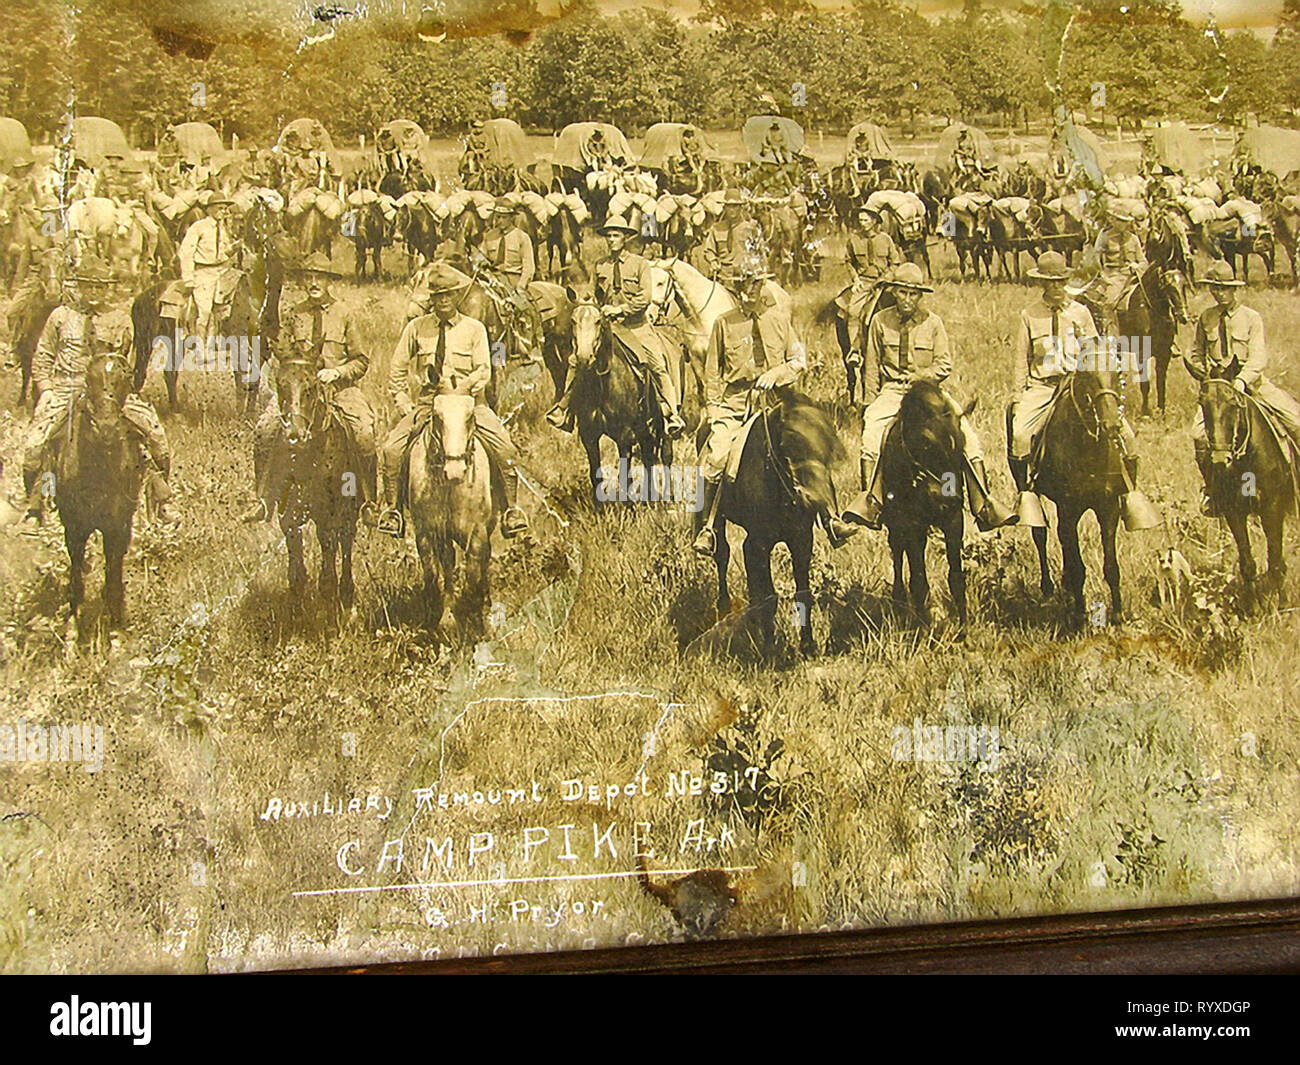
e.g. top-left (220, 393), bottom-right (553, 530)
top-left (276, 356), bottom-right (328, 445)
top-left (1201, 377), bottom-right (1252, 461)
top-left (1066, 371), bottom-right (1123, 444)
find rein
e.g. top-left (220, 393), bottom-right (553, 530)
top-left (1066, 372), bottom-right (1122, 444)
top-left (1202, 378), bottom-right (1252, 461)
top-left (753, 391), bottom-right (801, 507)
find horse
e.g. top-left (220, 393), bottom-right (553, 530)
top-left (54, 351), bottom-right (142, 634)
top-left (6, 249), bottom-right (60, 406)
top-left (543, 201), bottom-right (585, 282)
top-left (270, 354), bottom-right (363, 618)
top-left (407, 391), bottom-right (497, 642)
top-left (1018, 365), bottom-right (1132, 628)
top-left (988, 198), bottom-right (1041, 281)
top-left (815, 283), bottom-right (897, 408)
top-left (1125, 209), bottom-right (1191, 416)
top-left (131, 267), bottom-right (260, 414)
top-left (566, 299), bottom-right (673, 508)
top-left (880, 381), bottom-right (971, 629)
top-left (1198, 378), bottom-right (1294, 610)
top-left (349, 198), bottom-right (389, 281)
top-left (66, 197), bottom-right (156, 279)
top-left (947, 196), bottom-right (993, 281)
top-left (703, 388), bottom-right (844, 656)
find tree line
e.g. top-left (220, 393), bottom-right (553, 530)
top-left (2, 0), bottom-right (1300, 149)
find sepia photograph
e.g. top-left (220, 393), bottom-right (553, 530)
top-left (0, 0), bottom-right (1297, 976)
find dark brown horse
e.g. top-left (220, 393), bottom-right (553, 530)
top-left (6, 249), bottom-right (60, 406)
top-left (1199, 378), bottom-right (1294, 609)
top-left (1020, 367), bottom-right (1132, 628)
top-left (270, 354), bottom-right (362, 617)
top-left (705, 388), bottom-right (843, 656)
top-left (55, 351), bottom-right (142, 633)
top-left (880, 381), bottom-right (971, 629)
top-left (1130, 209), bottom-right (1192, 416)
top-left (567, 300), bottom-right (673, 508)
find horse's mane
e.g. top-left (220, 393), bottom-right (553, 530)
top-left (771, 390), bottom-right (845, 511)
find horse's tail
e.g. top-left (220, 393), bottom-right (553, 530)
top-left (773, 390), bottom-right (846, 512)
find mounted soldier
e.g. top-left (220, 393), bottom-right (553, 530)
top-left (698, 188), bottom-right (762, 281)
top-left (177, 195), bottom-right (239, 340)
top-left (1078, 202), bottom-right (1146, 336)
top-left (377, 262), bottom-right (528, 540)
top-left (1008, 250), bottom-right (1140, 524)
top-left (840, 205), bottom-right (904, 367)
top-left (19, 257), bottom-right (176, 525)
top-left (479, 200), bottom-right (535, 292)
top-left (693, 256), bottom-right (859, 556)
top-left (1187, 260), bottom-right (1300, 516)
top-left (241, 254), bottom-right (377, 525)
top-left (843, 263), bottom-right (1015, 532)
top-left (546, 214), bottom-right (685, 438)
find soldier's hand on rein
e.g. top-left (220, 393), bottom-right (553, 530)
top-left (846, 349), bottom-right (862, 367)
top-left (316, 367), bottom-right (341, 385)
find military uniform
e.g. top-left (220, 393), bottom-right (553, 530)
top-left (1009, 294), bottom-right (1100, 461)
top-left (379, 310), bottom-right (522, 527)
top-left (835, 228), bottom-right (903, 348)
top-left (1188, 302), bottom-right (1300, 446)
top-left (699, 217), bottom-right (762, 280)
top-left (23, 299), bottom-right (173, 516)
top-left (252, 297), bottom-right (377, 517)
top-left (700, 300), bottom-right (806, 483)
top-left (1082, 227), bottom-right (1145, 334)
top-left (177, 212), bottom-right (238, 338)
top-left (481, 224), bottom-right (535, 290)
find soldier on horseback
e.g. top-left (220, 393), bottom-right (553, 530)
top-left (19, 258), bottom-right (177, 525)
top-left (480, 201), bottom-right (535, 292)
top-left (699, 189), bottom-right (761, 281)
top-left (546, 215), bottom-right (685, 438)
top-left (177, 195), bottom-right (238, 340)
top-left (376, 262), bottom-right (528, 539)
top-left (1187, 260), bottom-right (1300, 516)
top-left (693, 257), bottom-right (859, 556)
top-left (1009, 251), bottom-right (1140, 524)
top-left (840, 205), bottom-right (903, 367)
top-left (843, 263), bottom-right (1015, 532)
top-left (1079, 204), bottom-right (1146, 336)
top-left (240, 254), bottom-right (377, 524)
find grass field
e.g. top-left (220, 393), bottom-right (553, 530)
top-left (1, 215), bottom-right (1298, 972)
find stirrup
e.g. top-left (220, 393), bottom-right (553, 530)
top-left (376, 509), bottom-right (405, 538)
top-left (502, 506), bottom-right (528, 538)
top-left (693, 525), bottom-right (718, 558)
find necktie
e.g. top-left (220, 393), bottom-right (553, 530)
top-left (1051, 309), bottom-right (1060, 369)
top-left (311, 307), bottom-right (324, 356)
top-left (432, 320), bottom-right (448, 390)
top-left (83, 312), bottom-right (96, 367)
top-left (898, 315), bottom-right (911, 371)
top-left (493, 231), bottom-right (507, 267)
top-left (1219, 312), bottom-right (1230, 370)
top-left (751, 316), bottom-right (767, 369)
top-left (611, 256), bottom-right (622, 294)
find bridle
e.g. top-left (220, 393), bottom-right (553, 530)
top-left (1066, 370), bottom-right (1123, 444)
top-left (1201, 377), bottom-right (1251, 461)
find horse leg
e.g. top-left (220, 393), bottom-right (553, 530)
top-left (283, 519), bottom-right (307, 601)
top-left (414, 532), bottom-right (446, 635)
top-left (789, 522), bottom-right (817, 657)
top-left (943, 513), bottom-right (967, 633)
top-left (1099, 500), bottom-right (1123, 623)
top-left (1156, 355), bottom-right (1170, 414)
top-left (1057, 505), bottom-right (1087, 627)
top-left (581, 427), bottom-right (605, 509)
top-left (339, 519), bottom-right (356, 613)
top-left (714, 523), bottom-right (731, 618)
top-left (835, 316), bottom-right (856, 405)
top-left (1224, 506), bottom-right (1257, 612)
top-left (64, 525), bottom-right (88, 620)
top-left (888, 526), bottom-right (908, 614)
top-left (1033, 524), bottom-right (1054, 597)
top-left (742, 536), bottom-right (778, 654)
top-left (102, 525), bottom-right (129, 630)
top-left (317, 522), bottom-right (339, 611)
top-left (905, 529), bottom-right (932, 627)
top-left (456, 527), bottom-right (491, 642)
top-left (1262, 495), bottom-right (1287, 606)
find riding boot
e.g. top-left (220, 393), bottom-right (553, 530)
top-left (20, 467), bottom-right (43, 524)
top-left (692, 478), bottom-right (723, 557)
top-left (376, 452), bottom-right (405, 538)
top-left (842, 458), bottom-right (883, 530)
top-left (965, 457), bottom-right (1018, 531)
top-left (1008, 455), bottom-right (1047, 528)
top-left (820, 507), bottom-right (861, 548)
top-left (148, 470), bottom-right (180, 526)
top-left (501, 467), bottom-right (528, 538)
top-left (546, 375), bottom-right (577, 433)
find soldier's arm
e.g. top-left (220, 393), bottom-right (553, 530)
top-left (1185, 316), bottom-right (1209, 381)
top-left (866, 315), bottom-right (887, 395)
top-left (177, 224), bottom-right (199, 284)
top-left (463, 321), bottom-right (492, 398)
top-left (929, 317), bottom-right (953, 382)
top-left (337, 313), bottom-right (370, 385)
top-left (32, 309), bottom-right (62, 392)
top-left (703, 318), bottom-right (725, 409)
top-left (1240, 312), bottom-right (1267, 389)
top-left (517, 231), bottom-right (535, 288)
top-left (388, 320), bottom-right (417, 413)
top-left (620, 259), bottom-right (650, 317)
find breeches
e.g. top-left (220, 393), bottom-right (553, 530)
top-left (860, 385), bottom-right (985, 466)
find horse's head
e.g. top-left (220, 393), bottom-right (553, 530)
top-left (569, 297), bottom-right (604, 367)
top-left (1200, 377), bottom-right (1249, 468)
top-left (898, 380), bottom-right (967, 509)
top-left (275, 354), bottom-right (323, 448)
top-left (1067, 359), bottom-right (1125, 446)
top-left (430, 391), bottom-right (477, 482)
top-left (83, 351), bottom-right (132, 423)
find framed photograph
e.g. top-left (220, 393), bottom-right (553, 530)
top-left (2, 0), bottom-right (1299, 975)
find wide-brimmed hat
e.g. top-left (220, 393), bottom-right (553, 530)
top-left (721, 187), bottom-right (748, 206)
top-left (598, 215), bottom-right (639, 236)
top-left (884, 263), bottom-right (933, 292)
top-left (71, 257), bottom-right (118, 284)
top-left (492, 200), bottom-right (518, 216)
top-left (723, 257), bottom-right (772, 285)
top-left (423, 261), bottom-right (473, 295)
top-left (1197, 260), bottom-right (1245, 287)
top-left (205, 195), bottom-right (235, 208)
top-left (294, 252), bottom-right (342, 279)
top-left (857, 204), bottom-right (883, 220)
top-left (1027, 250), bottom-right (1071, 281)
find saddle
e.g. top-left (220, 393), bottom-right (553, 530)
top-left (396, 407), bottom-right (505, 514)
top-left (724, 411), bottom-right (762, 483)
